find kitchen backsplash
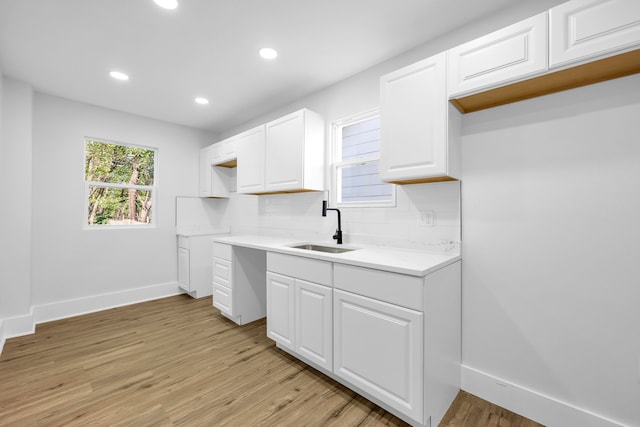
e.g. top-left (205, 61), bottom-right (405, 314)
top-left (228, 181), bottom-right (461, 254)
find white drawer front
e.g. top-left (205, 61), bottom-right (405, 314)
top-left (333, 264), bottom-right (423, 311)
top-left (212, 283), bottom-right (233, 315)
top-left (212, 242), bottom-right (232, 261)
top-left (267, 252), bottom-right (332, 286)
top-left (213, 257), bottom-right (232, 288)
top-left (178, 235), bottom-right (189, 249)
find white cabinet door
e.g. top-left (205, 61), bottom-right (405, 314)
top-left (236, 125), bottom-right (266, 193)
top-left (177, 247), bottom-right (190, 290)
top-left (448, 12), bottom-right (548, 97)
top-left (264, 110), bottom-right (305, 192)
top-left (199, 145), bottom-right (214, 197)
top-left (266, 272), bottom-right (295, 350)
top-left (334, 289), bottom-right (424, 424)
top-left (549, 0), bottom-right (640, 68)
top-left (212, 136), bottom-right (237, 166)
top-left (295, 279), bottom-right (332, 371)
top-left (264, 109), bottom-right (325, 193)
top-left (380, 52), bottom-right (459, 183)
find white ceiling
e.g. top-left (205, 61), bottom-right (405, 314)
top-left (1, 0), bottom-right (549, 133)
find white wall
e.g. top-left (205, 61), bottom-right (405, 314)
top-left (0, 78), bottom-right (33, 321)
top-left (461, 74), bottom-right (640, 427)
top-left (30, 93), bottom-right (213, 310)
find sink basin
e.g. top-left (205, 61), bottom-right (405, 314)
top-left (290, 244), bottom-right (356, 254)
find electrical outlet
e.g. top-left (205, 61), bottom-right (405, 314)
top-left (418, 210), bottom-right (435, 227)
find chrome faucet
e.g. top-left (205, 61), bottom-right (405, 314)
top-left (322, 200), bottom-right (342, 244)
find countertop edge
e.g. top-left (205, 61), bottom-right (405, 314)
top-left (211, 234), bottom-right (460, 277)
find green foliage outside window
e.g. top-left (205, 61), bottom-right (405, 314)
top-left (85, 140), bottom-right (156, 226)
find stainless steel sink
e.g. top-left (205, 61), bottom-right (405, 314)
top-left (290, 244), bottom-right (356, 254)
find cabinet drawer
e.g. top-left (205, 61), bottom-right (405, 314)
top-left (178, 235), bottom-right (189, 249)
top-left (333, 264), bottom-right (423, 311)
top-left (212, 242), bottom-right (232, 261)
top-left (213, 257), bottom-right (232, 288)
top-left (267, 252), bottom-right (332, 286)
top-left (212, 283), bottom-right (233, 315)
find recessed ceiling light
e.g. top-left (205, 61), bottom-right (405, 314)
top-left (154, 0), bottom-right (178, 10)
top-left (109, 71), bottom-right (129, 81)
top-left (259, 48), bottom-right (278, 60)
top-left (195, 97), bottom-right (209, 105)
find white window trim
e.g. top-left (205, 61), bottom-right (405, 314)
top-left (83, 137), bottom-right (158, 229)
top-left (331, 109), bottom-right (396, 208)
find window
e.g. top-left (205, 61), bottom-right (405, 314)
top-left (332, 111), bottom-right (395, 207)
top-left (84, 139), bottom-right (156, 227)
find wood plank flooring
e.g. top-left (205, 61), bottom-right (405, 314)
top-left (0, 295), bottom-right (544, 426)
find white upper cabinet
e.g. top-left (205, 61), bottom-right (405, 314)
top-left (236, 125), bottom-right (266, 194)
top-left (264, 109), bottom-right (324, 193)
top-left (549, 0), bottom-right (640, 69)
top-left (199, 145), bottom-right (214, 197)
top-left (199, 144), bottom-right (233, 198)
top-left (212, 135), bottom-right (237, 167)
top-left (380, 52), bottom-right (461, 184)
top-left (448, 13), bottom-right (548, 98)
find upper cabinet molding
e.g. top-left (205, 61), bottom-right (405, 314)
top-left (448, 13), bottom-right (548, 98)
top-left (549, 0), bottom-right (640, 68)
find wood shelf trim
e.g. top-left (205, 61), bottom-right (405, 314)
top-left (450, 49), bottom-right (640, 114)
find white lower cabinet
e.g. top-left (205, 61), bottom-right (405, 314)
top-left (177, 235), bottom-right (214, 298)
top-left (334, 289), bottom-right (424, 423)
top-left (212, 243), bottom-right (266, 325)
top-left (265, 251), bottom-right (461, 427)
top-left (266, 253), bottom-right (333, 371)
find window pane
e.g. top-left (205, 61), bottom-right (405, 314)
top-left (338, 160), bottom-right (394, 203)
top-left (85, 140), bottom-right (155, 185)
top-left (87, 187), bottom-right (153, 225)
top-left (341, 116), bottom-right (380, 161)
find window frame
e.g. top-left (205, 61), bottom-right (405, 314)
top-left (331, 109), bottom-right (395, 208)
top-left (83, 137), bottom-right (158, 229)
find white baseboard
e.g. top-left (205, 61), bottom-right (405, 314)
top-left (0, 319), bottom-right (4, 356)
top-left (0, 282), bottom-right (184, 356)
top-left (461, 365), bottom-right (627, 427)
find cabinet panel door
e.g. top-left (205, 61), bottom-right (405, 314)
top-left (550, 0), bottom-right (640, 68)
top-left (236, 125), bottom-right (266, 193)
top-left (448, 13), bottom-right (548, 97)
top-left (265, 110), bottom-right (304, 192)
top-left (266, 272), bottom-right (295, 350)
top-left (380, 53), bottom-right (447, 182)
top-left (199, 145), bottom-right (213, 197)
top-left (334, 290), bottom-right (424, 424)
top-left (178, 248), bottom-right (190, 290)
top-left (295, 279), bottom-right (332, 371)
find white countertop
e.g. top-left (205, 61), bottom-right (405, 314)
top-left (211, 234), bottom-right (460, 277)
top-left (176, 226), bottom-right (230, 237)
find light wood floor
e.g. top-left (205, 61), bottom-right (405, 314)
top-left (0, 295), bottom-right (544, 427)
